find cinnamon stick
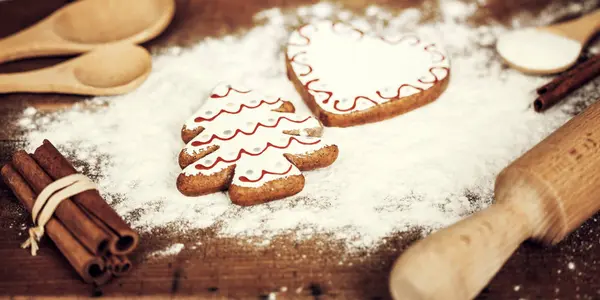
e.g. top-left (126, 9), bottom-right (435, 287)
top-left (78, 199), bottom-right (121, 253)
top-left (1, 164), bottom-right (111, 285)
top-left (535, 55), bottom-right (592, 95)
top-left (10, 150), bottom-right (111, 256)
top-left (534, 54), bottom-right (600, 112)
top-left (106, 255), bottom-right (133, 277)
top-left (32, 140), bottom-right (139, 255)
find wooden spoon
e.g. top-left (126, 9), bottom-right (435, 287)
top-left (0, 0), bottom-right (175, 64)
top-left (0, 44), bottom-right (152, 96)
top-left (496, 9), bottom-right (600, 75)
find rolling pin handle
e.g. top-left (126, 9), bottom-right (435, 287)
top-left (389, 201), bottom-right (535, 300)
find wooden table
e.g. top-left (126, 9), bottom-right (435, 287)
top-left (1, 0), bottom-right (599, 299)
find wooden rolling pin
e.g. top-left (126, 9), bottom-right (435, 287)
top-left (389, 99), bottom-right (600, 300)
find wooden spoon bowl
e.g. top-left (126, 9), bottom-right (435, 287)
top-left (73, 45), bottom-right (152, 89)
top-left (0, 44), bottom-right (152, 96)
top-left (53, 0), bottom-right (173, 45)
top-left (496, 9), bottom-right (600, 75)
top-left (0, 0), bottom-right (175, 64)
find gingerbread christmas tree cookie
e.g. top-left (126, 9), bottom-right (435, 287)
top-left (177, 84), bottom-right (339, 206)
top-left (286, 20), bottom-right (451, 127)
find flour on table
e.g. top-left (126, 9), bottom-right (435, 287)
top-left (17, 0), bottom-right (598, 250)
top-left (149, 243), bottom-right (185, 258)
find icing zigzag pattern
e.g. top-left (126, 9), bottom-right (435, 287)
top-left (193, 136), bottom-right (322, 170)
top-left (333, 96), bottom-right (379, 112)
top-left (191, 116), bottom-right (313, 146)
top-left (194, 99), bottom-right (281, 122)
top-left (210, 86), bottom-right (251, 98)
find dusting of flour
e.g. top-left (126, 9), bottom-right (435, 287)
top-left (18, 0), bottom-right (591, 250)
top-left (149, 243), bottom-right (185, 258)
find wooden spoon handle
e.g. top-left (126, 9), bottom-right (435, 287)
top-left (588, 9), bottom-right (600, 35)
top-left (547, 9), bottom-right (600, 44)
top-left (0, 70), bottom-right (57, 94)
top-left (389, 202), bottom-right (535, 300)
top-left (0, 26), bottom-right (82, 65)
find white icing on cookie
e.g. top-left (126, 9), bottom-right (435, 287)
top-left (181, 83), bottom-right (330, 188)
top-left (287, 20), bottom-right (450, 114)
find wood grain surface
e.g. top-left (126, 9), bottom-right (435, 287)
top-left (1, 0), bottom-right (599, 299)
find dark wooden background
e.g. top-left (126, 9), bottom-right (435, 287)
top-left (1, 0), bottom-right (599, 299)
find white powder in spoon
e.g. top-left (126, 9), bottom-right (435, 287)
top-left (16, 0), bottom-right (595, 250)
top-left (496, 28), bottom-right (582, 73)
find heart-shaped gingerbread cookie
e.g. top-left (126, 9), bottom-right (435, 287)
top-left (286, 21), bottom-right (451, 127)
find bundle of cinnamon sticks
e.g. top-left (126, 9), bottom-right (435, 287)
top-left (1, 140), bottom-right (139, 285)
top-left (535, 54), bottom-right (600, 112)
